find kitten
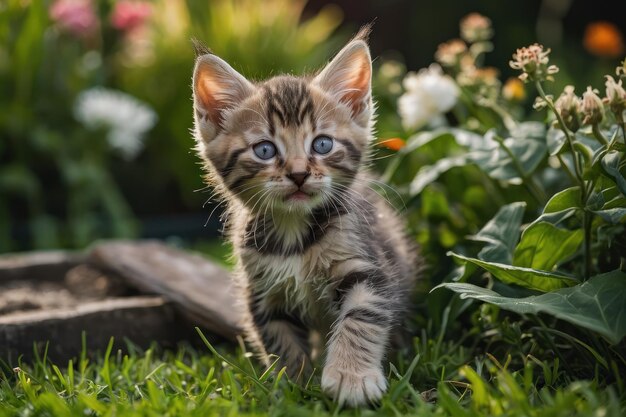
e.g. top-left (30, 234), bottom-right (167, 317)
top-left (191, 27), bottom-right (420, 407)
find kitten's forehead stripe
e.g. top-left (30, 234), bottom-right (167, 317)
top-left (263, 78), bottom-right (316, 133)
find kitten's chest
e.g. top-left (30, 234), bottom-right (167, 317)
top-left (243, 242), bottom-right (348, 320)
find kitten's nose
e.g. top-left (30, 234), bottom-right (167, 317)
top-left (287, 171), bottom-right (310, 187)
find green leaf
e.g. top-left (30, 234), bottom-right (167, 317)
top-left (545, 187), bottom-right (582, 211)
top-left (513, 222), bottom-right (583, 271)
top-left (409, 155), bottom-right (468, 195)
top-left (586, 145), bottom-right (609, 181)
top-left (434, 270), bottom-right (626, 344)
top-left (510, 121), bottom-right (546, 140)
top-left (382, 130), bottom-right (457, 183)
top-left (533, 187), bottom-right (581, 226)
top-left (601, 151), bottom-right (626, 196)
top-left (592, 207), bottom-right (626, 224)
top-left (448, 252), bottom-right (577, 292)
top-left (469, 202), bottom-right (526, 264)
top-left (468, 135), bottom-right (547, 182)
top-left (421, 187), bottom-right (450, 218)
top-left (401, 130), bottom-right (456, 154)
top-left (546, 128), bottom-right (566, 156)
top-left (0, 164), bottom-right (40, 199)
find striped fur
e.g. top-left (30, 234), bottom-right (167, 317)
top-left (192, 28), bottom-right (421, 407)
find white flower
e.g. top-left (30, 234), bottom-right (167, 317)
top-left (74, 88), bottom-right (157, 159)
top-left (397, 64), bottom-right (459, 130)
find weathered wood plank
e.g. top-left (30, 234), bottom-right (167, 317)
top-left (88, 241), bottom-right (243, 341)
top-left (0, 251), bottom-right (84, 283)
top-left (0, 297), bottom-right (195, 363)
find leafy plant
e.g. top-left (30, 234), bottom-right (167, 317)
top-left (378, 12), bottom-right (626, 378)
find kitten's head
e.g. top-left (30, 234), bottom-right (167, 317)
top-left (192, 28), bottom-right (373, 214)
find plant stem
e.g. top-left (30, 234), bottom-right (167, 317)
top-left (617, 112), bottom-right (626, 143)
top-left (591, 124), bottom-right (609, 146)
top-left (556, 154), bottom-right (577, 184)
top-left (484, 101), bottom-right (517, 132)
top-left (535, 82), bottom-right (586, 190)
top-left (493, 134), bottom-right (546, 204)
top-left (535, 81), bottom-right (594, 279)
top-left (582, 210), bottom-right (592, 279)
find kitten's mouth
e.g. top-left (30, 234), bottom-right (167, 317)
top-left (285, 190), bottom-right (311, 201)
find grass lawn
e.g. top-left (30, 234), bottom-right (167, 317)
top-left (1, 327), bottom-right (624, 417)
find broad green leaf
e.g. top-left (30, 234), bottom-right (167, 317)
top-left (421, 187), bottom-right (450, 218)
top-left (592, 207), bottom-right (626, 224)
top-left (510, 121), bottom-right (546, 140)
top-left (400, 130), bottom-right (456, 154)
top-left (546, 128), bottom-right (566, 156)
top-left (586, 186), bottom-right (623, 217)
top-left (469, 202), bottom-right (526, 264)
top-left (382, 130), bottom-right (456, 183)
top-left (409, 155), bottom-right (468, 195)
top-left (513, 222), bottom-right (583, 271)
top-left (400, 128), bottom-right (484, 154)
top-left (601, 151), bottom-right (626, 196)
top-left (587, 145), bottom-right (609, 181)
top-left (452, 129), bottom-right (486, 148)
top-left (533, 187), bottom-right (581, 226)
top-left (468, 136), bottom-right (547, 183)
top-left (545, 187), bottom-right (582, 211)
top-left (586, 185), bottom-right (626, 211)
top-left (434, 270), bottom-right (626, 344)
top-left (448, 252), bottom-right (577, 292)
top-left (448, 202), bottom-right (525, 282)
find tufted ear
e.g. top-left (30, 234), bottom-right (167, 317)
top-left (313, 28), bottom-right (372, 123)
top-left (192, 53), bottom-right (255, 139)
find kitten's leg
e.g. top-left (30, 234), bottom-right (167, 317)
top-left (322, 268), bottom-right (394, 407)
top-left (246, 290), bottom-right (312, 378)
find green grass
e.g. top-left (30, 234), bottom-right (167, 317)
top-left (0, 328), bottom-right (623, 417)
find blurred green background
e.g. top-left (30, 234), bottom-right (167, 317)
top-left (1, 0), bottom-right (624, 253)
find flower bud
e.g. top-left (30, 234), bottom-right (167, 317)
top-left (460, 13), bottom-right (493, 43)
top-left (435, 39), bottom-right (467, 67)
top-left (554, 85), bottom-right (580, 132)
top-left (580, 86), bottom-right (604, 125)
top-left (533, 95), bottom-right (551, 110)
top-left (603, 75), bottom-right (626, 115)
top-left (617, 58), bottom-right (626, 79)
top-left (509, 43), bottom-right (559, 83)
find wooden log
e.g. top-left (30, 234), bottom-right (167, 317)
top-left (0, 297), bottom-right (195, 363)
top-left (88, 241), bottom-right (243, 341)
top-left (0, 251), bottom-right (84, 283)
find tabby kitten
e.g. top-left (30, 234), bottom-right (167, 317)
top-left (191, 28), bottom-right (419, 406)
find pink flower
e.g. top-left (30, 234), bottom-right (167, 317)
top-left (49, 0), bottom-right (98, 38)
top-left (111, 1), bottom-right (152, 33)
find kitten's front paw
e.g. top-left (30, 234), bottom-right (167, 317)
top-left (321, 365), bottom-right (387, 407)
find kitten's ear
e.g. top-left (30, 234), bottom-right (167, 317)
top-left (193, 53), bottom-right (254, 139)
top-left (313, 27), bottom-right (372, 123)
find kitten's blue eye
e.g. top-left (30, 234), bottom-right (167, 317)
top-left (312, 136), bottom-right (333, 154)
top-left (253, 141), bottom-right (277, 160)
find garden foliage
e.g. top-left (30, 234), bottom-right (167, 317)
top-left (378, 13), bottom-right (626, 381)
top-left (0, 0), bottom-right (342, 251)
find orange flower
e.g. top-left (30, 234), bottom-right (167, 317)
top-left (583, 21), bottom-right (624, 58)
top-left (502, 77), bottom-right (526, 101)
top-left (378, 137), bottom-right (406, 151)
